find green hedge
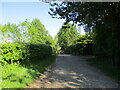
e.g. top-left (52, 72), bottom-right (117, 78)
top-left (29, 44), bottom-right (52, 60)
top-left (0, 43), bottom-right (29, 64)
top-left (0, 43), bottom-right (53, 64)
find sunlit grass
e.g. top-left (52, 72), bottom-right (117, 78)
top-left (2, 55), bottom-right (56, 88)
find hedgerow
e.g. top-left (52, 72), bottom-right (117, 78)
top-left (0, 43), bottom-right (29, 64)
top-left (0, 43), bottom-right (53, 64)
top-left (29, 44), bottom-right (52, 60)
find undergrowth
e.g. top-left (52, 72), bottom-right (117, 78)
top-left (1, 55), bottom-right (56, 88)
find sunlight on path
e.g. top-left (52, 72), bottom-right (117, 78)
top-left (28, 55), bottom-right (119, 88)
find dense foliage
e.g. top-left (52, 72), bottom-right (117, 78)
top-left (56, 22), bottom-right (93, 55)
top-left (29, 44), bottom-right (52, 60)
top-left (49, 2), bottom-right (120, 67)
top-left (0, 18), bottom-right (57, 64)
top-left (0, 43), bottom-right (29, 64)
top-left (70, 34), bottom-right (93, 55)
top-left (0, 43), bottom-right (53, 64)
top-left (57, 23), bottom-right (78, 53)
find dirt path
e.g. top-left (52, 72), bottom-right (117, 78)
top-left (28, 54), bottom-right (119, 88)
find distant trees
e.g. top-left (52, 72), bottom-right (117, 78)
top-left (56, 23), bottom-right (93, 55)
top-left (57, 23), bottom-right (78, 53)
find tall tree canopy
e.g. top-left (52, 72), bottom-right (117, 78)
top-left (49, 2), bottom-right (120, 28)
top-left (19, 18), bottom-right (48, 44)
top-left (0, 18), bottom-right (52, 44)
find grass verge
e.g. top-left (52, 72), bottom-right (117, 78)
top-left (1, 55), bottom-right (56, 88)
top-left (87, 58), bottom-right (120, 84)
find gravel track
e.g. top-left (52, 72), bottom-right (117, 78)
top-left (28, 54), bottom-right (119, 88)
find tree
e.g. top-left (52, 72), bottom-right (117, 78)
top-left (19, 18), bottom-right (48, 44)
top-left (57, 23), bottom-right (78, 52)
top-left (0, 23), bottom-right (20, 43)
top-left (49, 2), bottom-right (119, 28)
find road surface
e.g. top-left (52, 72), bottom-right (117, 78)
top-left (28, 54), bottom-right (119, 88)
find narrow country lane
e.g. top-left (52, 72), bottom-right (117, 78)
top-left (28, 54), bottom-right (119, 88)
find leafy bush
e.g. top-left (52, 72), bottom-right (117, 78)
top-left (65, 34), bottom-right (93, 55)
top-left (0, 43), bottom-right (29, 64)
top-left (74, 38), bottom-right (93, 55)
top-left (0, 42), bottom-right (53, 64)
top-left (29, 44), bottom-right (52, 60)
